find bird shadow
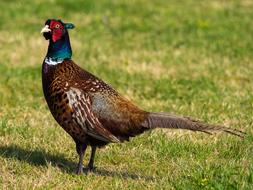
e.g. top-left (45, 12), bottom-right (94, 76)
top-left (0, 144), bottom-right (154, 181)
top-left (0, 144), bottom-right (76, 173)
top-left (84, 168), bottom-right (154, 181)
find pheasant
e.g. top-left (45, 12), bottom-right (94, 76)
top-left (41, 19), bottom-right (244, 174)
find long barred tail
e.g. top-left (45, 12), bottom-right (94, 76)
top-left (145, 112), bottom-right (245, 138)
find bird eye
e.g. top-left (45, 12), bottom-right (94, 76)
top-left (55, 24), bottom-right (60, 29)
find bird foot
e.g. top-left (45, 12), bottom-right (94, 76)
top-left (76, 165), bottom-right (84, 175)
top-left (86, 166), bottom-right (96, 173)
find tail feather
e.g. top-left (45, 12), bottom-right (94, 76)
top-left (145, 112), bottom-right (245, 138)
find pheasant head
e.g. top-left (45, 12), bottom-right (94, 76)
top-left (41, 19), bottom-right (75, 42)
top-left (41, 19), bottom-right (75, 63)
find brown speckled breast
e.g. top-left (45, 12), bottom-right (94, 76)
top-left (42, 61), bottom-right (87, 142)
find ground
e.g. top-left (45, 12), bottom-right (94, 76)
top-left (0, 0), bottom-right (252, 189)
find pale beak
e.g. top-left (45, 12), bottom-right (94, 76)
top-left (41, 25), bottom-right (51, 33)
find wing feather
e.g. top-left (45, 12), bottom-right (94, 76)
top-left (66, 87), bottom-right (120, 143)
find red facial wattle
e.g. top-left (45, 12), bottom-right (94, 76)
top-left (50, 21), bottom-right (64, 42)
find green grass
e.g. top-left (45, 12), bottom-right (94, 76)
top-left (0, 0), bottom-right (253, 189)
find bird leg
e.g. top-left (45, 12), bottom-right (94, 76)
top-left (87, 146), bottom-right (97, 172)
top-left (75, 143), bottom-right (87, 175)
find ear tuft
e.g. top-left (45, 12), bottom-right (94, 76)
top-left (64, 23), bottom-right (75, 29)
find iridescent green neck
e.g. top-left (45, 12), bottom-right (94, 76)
top-left (46, 31), bottom-right (72, 62)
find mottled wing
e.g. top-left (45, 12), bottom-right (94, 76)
top-left (66, 87), bottom-right (120, 143)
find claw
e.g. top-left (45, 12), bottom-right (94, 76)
top-left (87, 166), bottom-right (96, 173)
top-left (76, 164), bottom-right (84, 175)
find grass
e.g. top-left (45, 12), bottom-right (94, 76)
top-left (0, 0), bottom-right (253, 189)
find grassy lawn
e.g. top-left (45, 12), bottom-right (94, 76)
top-left (0, 0), bottom-right (253, 189)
